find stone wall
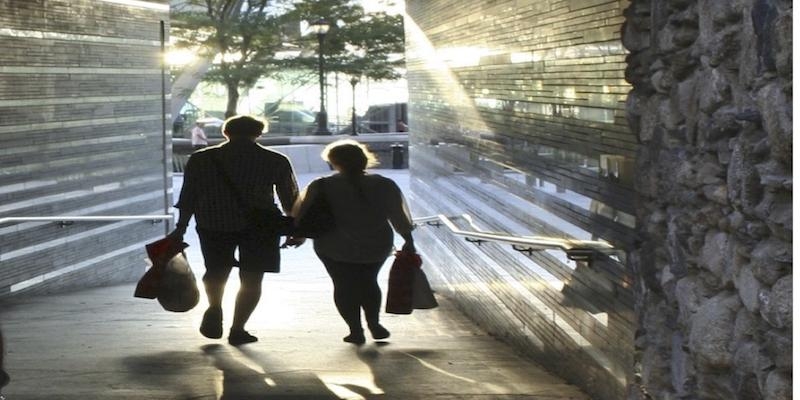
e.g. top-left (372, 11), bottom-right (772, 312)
top-left (405, 1), bottom-right (637, 399)
top-left (622, 0), bottom-right (792, 398)
top-left (0, 0), bottom-right (172, 298)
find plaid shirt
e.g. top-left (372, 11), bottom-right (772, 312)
top-left (175, 140), bottom-right (299, 232)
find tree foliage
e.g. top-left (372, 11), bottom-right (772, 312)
top-left (171, 0), bottom-right (405, 117)
top-left (171, 0), bottom-right (292, 117)
top-left (288, 0), bottom-right (405, 82)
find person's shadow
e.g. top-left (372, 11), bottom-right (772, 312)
top-left (202, 344), bottom-right (341, 400)
top-left (338, 343), bottom-right (494, 399)
top-left (121, 350), bottom-right (217, 398)
top-left (122, 345), bottom-right (342, 399)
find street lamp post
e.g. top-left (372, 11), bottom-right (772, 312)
top-left (308, 19), bottom-right (331, 135)
top-left (349, 76), bottom-right (359, 135)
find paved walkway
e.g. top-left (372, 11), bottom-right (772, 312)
top-left (0, 170), bottom-right (588, 399)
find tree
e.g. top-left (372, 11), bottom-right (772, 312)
top-left (335, 12), bottom-right (405, 134)
top-left (287, 0), bottom-right (404, 82)
top-left (171, 0), bottom-right (405, 122)
top-left (287, 0), bottom-right (405, 132)
top-left (171, 0), bottom-right (292, 118)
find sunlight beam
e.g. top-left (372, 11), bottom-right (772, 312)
top-left (403, 14), bottom-right (494, 137)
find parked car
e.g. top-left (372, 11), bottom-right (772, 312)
top-left (266, 109), bottom-right (317, 135)
top-left (195, 117), bottom-right (224, 138)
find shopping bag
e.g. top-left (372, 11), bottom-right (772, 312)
top-left (157, 251), bottom-right (200, 312)
top-left (135, 237), bottom-right (199, 312)
top-left (386, 250), bottom-right (437, 314)
top-left (135, 237), bottom-right (185, 299)
top-left (133, 262), bottom-right (162, 300)
top-left (411, 267), bottom-right (438, 309)
top-left (385, 251), bottom-right (415, 314)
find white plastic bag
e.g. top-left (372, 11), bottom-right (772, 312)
top-left (157, 251), bottom-right (200, 313)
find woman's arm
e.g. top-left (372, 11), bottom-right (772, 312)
top-left (385, 180), bottom-right (416, 252)
top-left (399, 231), bottom-right (415, 253)
top-left (291, 178), bottom-right (322, 220)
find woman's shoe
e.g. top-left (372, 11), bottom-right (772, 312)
top-left (343, 331), bottom-right (366, 345)
top-left (368, 324), bottom-right (390, 340)
top-left (228, 329), bottom-right (258, 346)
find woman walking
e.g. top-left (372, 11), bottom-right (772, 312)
top-left (294, 139), bottom-right (415, 344)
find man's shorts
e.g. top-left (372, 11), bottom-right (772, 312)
top-left (197, 228), bottom-right (280, 273)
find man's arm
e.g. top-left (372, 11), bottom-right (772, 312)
top-left (274, 157), bottom-right (305, 247)
top-left (275, 157), bottom-right (300, 216)
top-left (169, 156), bottom-right (198, 240)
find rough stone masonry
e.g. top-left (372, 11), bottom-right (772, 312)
top-left (622, 0), bottom-right (792, 399)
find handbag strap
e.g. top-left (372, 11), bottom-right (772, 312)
top-left (209, 152), bottom-right (254, 211)
top-left (210, 152), bottom-right (244, 204)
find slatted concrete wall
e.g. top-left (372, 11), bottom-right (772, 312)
top-left (404, 1), bottom-right (636, 399)
top-left (0, 0), bottom-right (171, 298)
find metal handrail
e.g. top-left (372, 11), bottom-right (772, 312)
top-left (413, 214), bottom-right (620, 262)
top-left (0, 215), bottom-right (173, 226)
top-left (2, 213), bottom-right (617, 260)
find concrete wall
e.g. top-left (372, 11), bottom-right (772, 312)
top-left (404, 1), bottom-right (636, 399)
top-left (0, 0), bottom-right (172, 298)
top-left (623, 1), bottom-right (792, 398)
top-left (172, 133), bottom-right (410, 172)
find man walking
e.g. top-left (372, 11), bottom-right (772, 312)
top-left (191, 121), bottom-right (208, 150)
top-left (169, 115), bottom-right (304, 345)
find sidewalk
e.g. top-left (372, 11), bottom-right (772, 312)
top-left (0, 170), bottom-right (588, 399)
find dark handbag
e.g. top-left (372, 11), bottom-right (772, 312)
top-left (294, 179), bottom-right (336, 238)
top-left (386, 250), bottom-right (437, 314)
top-left (211, 153), bottom-right (293, 235)
top-left (411, 266), bottom-right (438, 309)
top-left (245, 207), bottom-right (294, 235)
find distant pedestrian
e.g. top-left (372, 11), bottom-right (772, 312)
top-left (293, 139), bottom-right (416, 345)
top-left (172, 114), bottom-right (185, 137)
top-left (169, 115), bottom-right (305, 346)
top-left (191, 121), bottom-right (208, 150)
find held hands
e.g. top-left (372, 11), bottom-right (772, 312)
top-left (281, 236), bottom-right (307, 248)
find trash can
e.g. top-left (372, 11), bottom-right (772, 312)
top-left (391, 143), bottom-right (404, 169)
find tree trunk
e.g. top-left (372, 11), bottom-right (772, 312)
top-left (225, 80), bottom-right (240, 119)
top-left (171, 0), bottom-right (246, 122)
top-left (170, 59), bottom-right (212, 124)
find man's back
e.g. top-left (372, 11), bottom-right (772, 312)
top-left (178, 141), bottom-right (298, 232)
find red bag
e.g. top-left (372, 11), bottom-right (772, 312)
top-left (135, 237), bottom-right (186, 299)
top-left (385, 251), bottom-right (438, 314)
top-left (385, 251), bottom-right (418, 314)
